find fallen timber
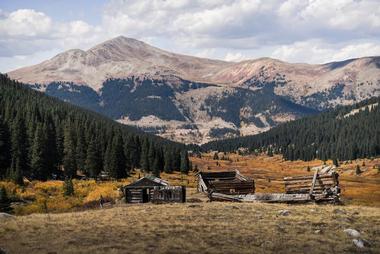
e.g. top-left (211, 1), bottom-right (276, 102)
top-left (197, 170), bottom-right (255, 194)
top-left (207, 170), bottom-right (340, 204)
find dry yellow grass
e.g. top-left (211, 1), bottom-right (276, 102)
top-left (1, 154), bottom-right (378, 216)
top-left (0, 171), bottom-right (196, 215)
top-left (0, 202), bottom-right (379, 254)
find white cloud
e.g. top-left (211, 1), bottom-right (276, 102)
top-left (224, 52), bottom-right (247, 62)
top-left (0, 0), bottom-right (379, 72)
top-left (271, 40), bottom-right (380, 64)
top-left (0, 9), bottom-right (52, 37)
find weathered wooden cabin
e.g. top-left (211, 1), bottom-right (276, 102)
top-left (197, 170), bottom-right (255, 195)
top-left (123, 176), bottom-right (169, 203)
top-left (152, 186), bottom-right (186, 203)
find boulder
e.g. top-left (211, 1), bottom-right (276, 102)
top-left (278, 210), bottom-right (290, 216)
top-left (0, 213), bottom-right (14, 220)
top-left (344, 228), bottom-right (361, 238)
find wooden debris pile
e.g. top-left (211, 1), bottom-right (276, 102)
top-left (205, 169), bottom-right (340, 204)
top-left (197, 170), bottom-right (255, 195)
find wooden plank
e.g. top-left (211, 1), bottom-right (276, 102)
top-left (285, 183), bottom-right (335, 191)
top-left (309, 169), bottom-right (319, 196)
top-left (285, 179), bottom-right (335, 186)
top-left (284, 174), bottom-right (333, 181)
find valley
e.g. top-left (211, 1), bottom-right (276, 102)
top-left (1, 153), bottom-right (379, 253)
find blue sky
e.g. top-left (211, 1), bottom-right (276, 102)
top-left (0, 0), bottom-right (379, 72)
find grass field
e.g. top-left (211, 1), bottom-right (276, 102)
top-left (1, 154), bottom-right (379, 216)
top-left (1, 202), bottom-right (379, 253)
top-left (1, 154), bottom-right (379, 253)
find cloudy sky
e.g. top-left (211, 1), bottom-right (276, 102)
top-left (0, 0), bottom-right (379, 72)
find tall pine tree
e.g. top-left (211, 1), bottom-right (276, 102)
top-left (63, 123), bottom-right (77, 177)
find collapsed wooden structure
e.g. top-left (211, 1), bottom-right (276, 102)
top-left (123, 176), bottom-right (186, 203)
top-left (204, 169), bottom-right (340, 204)
top-left (197, 170), bottom-right (255, 195)
top-left (152, 186), bottom-right (186, 204)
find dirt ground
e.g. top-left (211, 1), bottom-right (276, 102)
top-left (1, 201), bottom-right (379, 254)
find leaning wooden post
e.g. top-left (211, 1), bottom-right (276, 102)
top-left (309, 168), bottom-right (319, 198)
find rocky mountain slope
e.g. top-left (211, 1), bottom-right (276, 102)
top-left (7, 36), bottom-right (380, 144)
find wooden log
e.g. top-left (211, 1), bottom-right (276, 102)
top-left (285, 179), bottom-right (335, 186)
top-left (284, 174), bottom-right (333, 181)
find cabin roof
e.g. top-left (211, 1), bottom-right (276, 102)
top-left (124, 176), bottom-right (169, 188)
top-left (197, 171), bottom-right (237, 179)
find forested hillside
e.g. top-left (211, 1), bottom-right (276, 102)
top-left (0, 74), bottom-right (189, 184)
top-left (202, 97), bottom-right (380, 162)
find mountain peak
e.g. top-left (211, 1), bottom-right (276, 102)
top-left (90, 36), bottom-right (148, 50)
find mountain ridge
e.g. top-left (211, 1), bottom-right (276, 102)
top-left (7, 36), bottom-right (380, 144)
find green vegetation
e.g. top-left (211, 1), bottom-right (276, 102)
top-left (0, 74), bottom-right (189, 182)
top-left (202, 97), bottom-right (380, 161)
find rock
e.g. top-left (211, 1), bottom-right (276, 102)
top-left (314, 229), bottom-right (321, 234)
top-left (0, 213), bottom-right (14, 219)
top-left (344, 228), bottom-right (361, 238)
top-left (187, 204), bottom-right (201, 208)
top-left (333, 208), bottom-right (346, 215)
top-left (353, 239), bottom-right (365, 248)
top-left (278, 210), bottom-right (290, 216)
top-left (352, 239), bottom-right (370, 249)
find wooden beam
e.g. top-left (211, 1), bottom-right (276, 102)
top-left (309, 168), bottom-right (319, 196)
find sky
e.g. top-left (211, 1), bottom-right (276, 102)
top-left (0, 0), bottom-right (379, 72)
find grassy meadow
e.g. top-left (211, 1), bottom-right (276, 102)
top-left (1, 202), bottom-right (379, 253)
top-left (1, 154), bottom-right (379, 253)
top-left (0, 154), bottom-right (379, 216)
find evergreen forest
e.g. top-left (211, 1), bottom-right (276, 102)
top-left (0, 74), bottom-right (190, 184)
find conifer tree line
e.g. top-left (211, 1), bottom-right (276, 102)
top-left (202, 97), bottom-right (380, 162)
top-left (0, 74), bottom-right (190, 184)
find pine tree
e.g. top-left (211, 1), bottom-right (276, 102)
top-left (152, 156), bottom-right (161, 177)
top-left (63, 124), bottom-right (77, 178)
top-left (164, 149), bottom-right (173, 173)
top-left (85, 139), bottom-right (101, 178)
top-left (44, 120), bottom-right (59, 177)
top-left (140, 138), bottom-right (150, 171)
top-left (0, 119), bottom-right (11, 178)
top-left (30, 124), bottom-right (49, 180)
top-left (180, 151), bottom-right (190, 175)
top-left (75, 128), bottom-right (86, 172)
top-left (9, 116), bottom-right (28, 184)
top-left (124, 136), bottom-right (140, 170)
top-left (108, 133), bottom-right (127, 178)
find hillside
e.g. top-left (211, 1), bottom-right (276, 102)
top-left (202, 97), bottom-right (380, 161)
top-left (7, 36), bottom-right (380, 144)
top-left (0, 74), bottom-right (188, 183)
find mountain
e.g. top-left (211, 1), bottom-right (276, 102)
top-left (0, 74), bottom-right (186, 182)
top-left (7, 36), bottom-right (380, 144)
top-left (201, 97), bottom-right (380, 162)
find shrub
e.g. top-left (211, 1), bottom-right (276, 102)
top-left (63, 178), bottom-right (75, 196)
top-left (355, 165), bottom-right (362, 175)
top-left (0, 186), bottom-right (9, 203)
